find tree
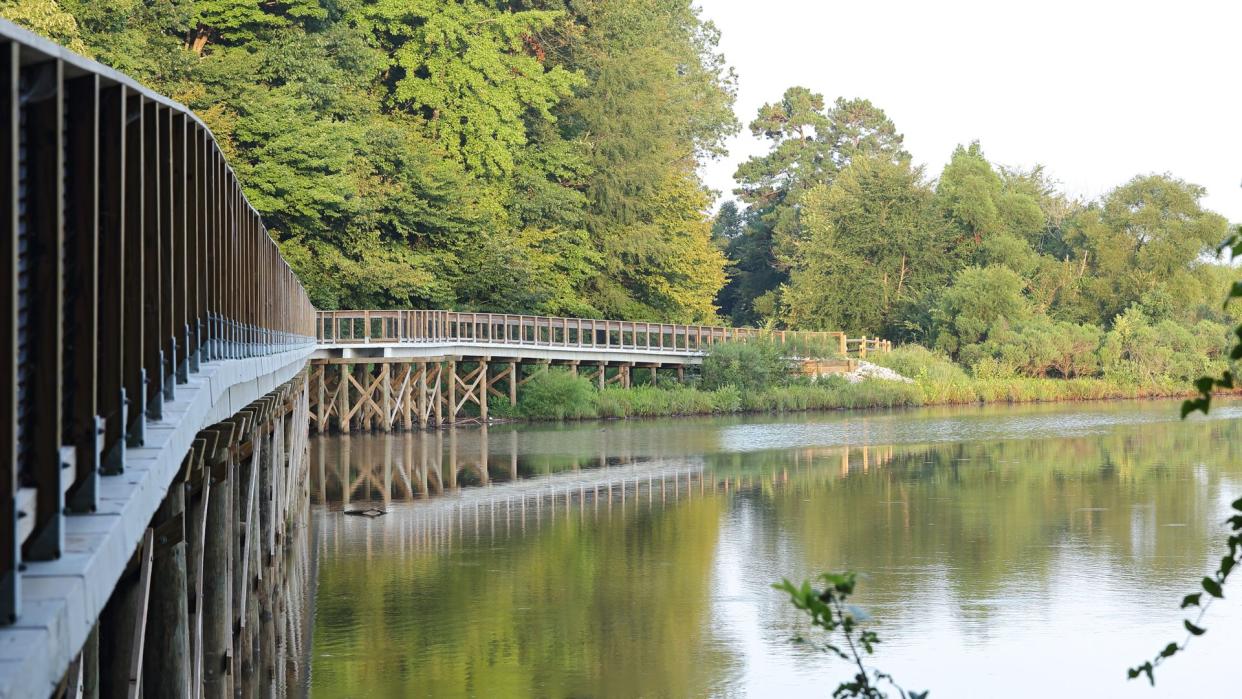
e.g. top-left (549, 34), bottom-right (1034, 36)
top-left (729, 89), bottom-right (908, 324)
top-left (782, 156), bottom-right (948, 335)
top-left (548, 0), bottom-right (738, 321)
top-left (932, 265), bottom-right (1031, 357)
top-left (711, 201), bottom-right (744, 242)
top-left (365, 0), bottom-right (582, 177)
top-left (934, 141), bottom-right (1044, 254)
top-left (1067, 174), bottom-right (1230, 324)
top-left (0, 0), bottom-right (89, 53)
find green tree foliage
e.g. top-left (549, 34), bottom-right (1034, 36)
top-left (783, 156), bottom-right (948, 335)
top-left (725, 89), bottom-right (907, 325)
top-left (1067, 175), bottom-right (1229, 323)
top-left (544, 0), bottom-right (737, 322)
top-left (932, 265), bottom-right (1030, 355)
top-left (719, 87), bottom-right (1233, 388)
top-left (711, 200), bottom-right (744, 242)
top-left (365, 0), bottom-right (581, 177)
top-left (11, 0), bottom-right (733, 319)
top-left (0, 0), bottom-right (88, 53)
top-left (935, 141), bottom-right (1042, 247)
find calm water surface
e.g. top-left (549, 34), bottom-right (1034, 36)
top-left (307, 400), bottom-right (1242, 697)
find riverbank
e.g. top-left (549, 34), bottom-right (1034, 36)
top-left (498, 373), bottom-right (1194, 421)
top-left (495, 345), bottom-right (1204, 422)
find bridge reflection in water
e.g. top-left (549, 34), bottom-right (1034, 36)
top-left (310, 428), bottom-right (896, 555)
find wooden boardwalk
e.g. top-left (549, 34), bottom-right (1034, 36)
top-left (311, 310), bottom-right (890, 431)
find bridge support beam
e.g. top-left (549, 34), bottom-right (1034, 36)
top-left (306, 354), bottom-right (702, 432)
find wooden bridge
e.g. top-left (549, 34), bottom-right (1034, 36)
top-left (0, 19), bottom-right (890, 698)
top-left (309, 310), bottom-right (890, 432)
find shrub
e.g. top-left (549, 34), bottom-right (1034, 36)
top-left (517, 369), bottom-right (597, 420)
top-left (700, 336), bottom-right (792, 391)
top-left (932, 265), bottom-right (1030, 355)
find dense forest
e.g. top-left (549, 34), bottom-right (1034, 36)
top-left (4, 0), bottom-right (1238, 384)
top-left (4, 0), bottom-right (738, 321)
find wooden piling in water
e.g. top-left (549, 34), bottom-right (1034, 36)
top-left (202, 450), bottom-right (234, 699)
top-left (145, 479), bottom-right (191, 698)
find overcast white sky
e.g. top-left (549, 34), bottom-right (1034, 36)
top-left (697, 0), bottom-right (1242, 222)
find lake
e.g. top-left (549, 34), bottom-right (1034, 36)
top-left (306, 400), bottom-right (1242, 697)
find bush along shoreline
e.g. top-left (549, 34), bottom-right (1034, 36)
top-left (494, 340), bottom-right (1212, 423)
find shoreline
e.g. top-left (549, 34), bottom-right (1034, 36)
top-left (494, 374), bottom-right (1225, 423)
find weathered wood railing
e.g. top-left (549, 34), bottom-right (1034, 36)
top-left (0, 19), bottom-right (316, 634)
top-left (315, 310), bottom-right (891, 357)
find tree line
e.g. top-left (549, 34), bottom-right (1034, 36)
top-left (5, 1), bottom-right (1237, 384)
top-left (716, 87), bottom-right (1236, 381)
top-left (4, 0), bottom-right (738, 321)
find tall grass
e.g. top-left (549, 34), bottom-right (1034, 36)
top-left (512, 342), bottom-right (1196, 423)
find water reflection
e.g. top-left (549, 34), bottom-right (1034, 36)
top-left (309, 401), bottom-right (1242, 698)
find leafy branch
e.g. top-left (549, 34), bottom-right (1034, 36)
top-left (1131, 225), bottom-right (1242, 686)
top-left (774, 572), bottom-right (927, 699)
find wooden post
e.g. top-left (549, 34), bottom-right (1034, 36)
top-left (401, 364), bottom-right (413, 431)
top-left (677, 366), bottom-right (684, 383)
top-left (100, 529), bottom-right (155, 699)
top-left (144, 483), bottom-right (190, 699)
top-left (202, 457), bottom-right (233, 698)
top-left (478, 361), bottom-right (488, 422)
top-left (356, 364), bottom-right (371, 432)
top-left (447, 360), bottom-right (457, 425)
top-left (82, 623), bottom-right (100, 699)
top-left (315, 366), bottom-right (326, 434)
top-left (337, 364), bottom-right (350, 434)
top-left (257, 426), bottom-right (276, 697)
top-left (380, 363), bottom-right (391, 433)
top-left (597, 363), bottom-right (606, 390)
top-left (433, 364), bottom-right (443, 426)
top-left (508, 361), bottom-right (518, 407)
top-left (417, 363), bottom-right (428, 429)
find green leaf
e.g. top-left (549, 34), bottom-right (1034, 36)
top-left (1180, 593), bottom-right (1202, 608)
top-left (1159, 642), bottom-right (1179, 658)
top-left (1184, 620), bottom-right (1206, 636)
top-left (1202, 577), bottom-right (1223, 598)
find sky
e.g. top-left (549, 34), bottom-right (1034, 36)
top-left (696, 0), bottom-right (1242, 223)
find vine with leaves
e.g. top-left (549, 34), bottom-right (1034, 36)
top-left (775, 572), bottom-right (927, 699)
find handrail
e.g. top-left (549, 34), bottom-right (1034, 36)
top-left (0, 20), bottom-right (317, 625)
top-left (314, 310), bottom-right (892, 357)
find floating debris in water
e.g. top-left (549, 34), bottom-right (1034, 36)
top-left (344, 507), bottom-right (386, 517)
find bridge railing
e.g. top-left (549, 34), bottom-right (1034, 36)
top-left (0, 21), bottom-right (317, 624)
top-left (315, 310), bottom-right (891, 357)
